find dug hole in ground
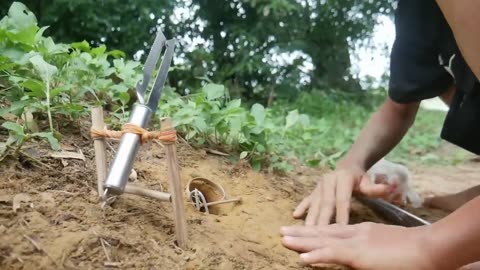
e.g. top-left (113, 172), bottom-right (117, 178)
top-left (0, 133), bottom-right (478, 270)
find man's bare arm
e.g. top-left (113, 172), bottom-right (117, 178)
top-left (338, 97), bottom-right (419, 170)
top-left (296, 97), bottom-right (420, 225)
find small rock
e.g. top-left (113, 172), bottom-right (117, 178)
top-left (12, 193), bottom-right (33, 213)
top-left (129, 169), bottom-right (138, 181)
top-left (266, 197), bottom-right (273, 202)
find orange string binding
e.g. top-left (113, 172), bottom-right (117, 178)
top-left (90, 123), bottom-right (177, 144)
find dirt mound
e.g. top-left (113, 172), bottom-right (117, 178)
top-left (0, 137), bottom-right (475, 269)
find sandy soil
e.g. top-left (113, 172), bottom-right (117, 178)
top-left (0, 136), bottom-right (478, 270)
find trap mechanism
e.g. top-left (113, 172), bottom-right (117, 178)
top-left (103, 30), bottom-right (176, 197)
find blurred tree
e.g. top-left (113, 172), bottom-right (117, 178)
top-left (0, 0), bottom-right (175, 57)
top-left (0, 0), bottom-right (395, 103)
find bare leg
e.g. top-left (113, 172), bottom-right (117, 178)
top-left (424, 185), bottom-right (480, 211)
top-left (422, 86), bottom-right (479, 212)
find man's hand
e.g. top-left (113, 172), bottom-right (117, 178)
top-left (293, 166), bottom-right (393, 225)
top-left (280, 222), bottom-right (434, 270)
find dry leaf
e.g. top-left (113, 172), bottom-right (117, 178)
top-left (49, 150), bottom-right (85, 161)
top-left (61, 159), bottom-right (69, 167)
top-left (1, 112), bottom-right (17, 121)
top-left (206, 148), bottom-right (229, 156)
top-left (60, 144), bottom-right (76, 151)
top-left (13, 193), bottom-right (32, 213)
top-left (22, 110), bottom-right (39, 133)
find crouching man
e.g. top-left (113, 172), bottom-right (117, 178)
top-left (281, 0), bottom-right (480, 269)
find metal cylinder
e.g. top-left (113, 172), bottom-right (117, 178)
top-left (103, 104), bottom-right (153, 195)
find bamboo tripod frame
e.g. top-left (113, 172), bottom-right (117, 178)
top-left (90, 106), bottom-right (188, 249)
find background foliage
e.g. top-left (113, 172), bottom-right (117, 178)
top-left (0, 0), bottom-right (396, 102)
top-left (0, 1), bottom-right (455, 172)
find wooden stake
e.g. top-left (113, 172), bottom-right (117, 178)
top-left (124, 185), bottom-right (171, 202)
top-left (91, 106), bottom-right (108, 199)
top-left (161, 118), bottom-right (188, 249)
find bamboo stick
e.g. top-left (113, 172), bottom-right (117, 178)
top-left (205, 198), bottom-right (242, 206)
top-left (91, 106), bottom-right (108, 199)
top-left (161, 118), bottom-right (188, 249)
top-left (124, 185), bottom-right (171, 202)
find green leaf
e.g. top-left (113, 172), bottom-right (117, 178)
top-left (252, 159), bottom-right (262, 171)
top-left (256, 144), bottom-right (266, 152)
top-left (186, 130), bottom-right (196, 140)
top-left (0, 63), bottom-right (16, 71)
top-left (8, 2), bottom-right (37, 30)
top-left (5, 24), bottom-right (38, 45)
top-left (33, 132), bottom-right (61, 150)
top-left (239, 151), bottom-right (248, 159)
top-left (5, 99), bottom-right (31, 115)
top-left (285, 109), bottom-right (299, 129)
top-left (21, 79), bottom-right (45, 96)
top-left (117, 92), bottom-right (130, 105)
top-left (34, 26), bottom-right (49, 42)
top-left (299, 114), bottom-right (310, 127)
top-left (306, 159), bottom-right (321, 167)
top-left (251, 103), bottom-right (265, 125)
top-left (2, 122), bottom-right (24, 136)
top-left (203, 83), bottom-right (225, 101)
top-left (107, 49), bottom-right (126, 59)
top-left (71, 40), bottom-right (91, 52)
top-left (91, 45), bottom-right (106, 56)
top-left (110, 84), bottom-right (129, 93)
top-left (226, 99), bottom-right (241, 109)
top-left (29, 54), bottom-right (57, 83)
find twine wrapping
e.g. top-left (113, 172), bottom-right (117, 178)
top-left (90, 123), bottom-right (177, 144)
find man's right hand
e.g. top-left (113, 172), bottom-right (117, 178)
top-left (293, 165), bottom-right (393, 226)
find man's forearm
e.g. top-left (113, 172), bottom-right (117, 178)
top-left (338, 98), bottom-right (419, 170)
top-left (426, 196), bottom-right (480, 270)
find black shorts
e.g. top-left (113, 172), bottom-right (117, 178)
top-left (388, 0), bottom-right (480, 154)
top-left (388, 0), bottom-right (457, 103)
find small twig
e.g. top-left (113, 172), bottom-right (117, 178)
top-left (23, 234), bottom-right (58, 267)
top-left (19, 149), bottom-right (56, 171)
top-left (12, 253), bottom-right (24, 263)
top-left (106, 141), bottom-right (117, 154)
top-left (124, 185), bottom-right (171, 202)
top-left (104, 262), bottom-right (121, 267)
top-left (3, 144), bottom-right (55, 170)
top-left (100, 195), bottom-right (117, 209)
top-left (206, 148), bottom-right (229, 157)
top-left (178, 135), bottom-right (193, 149)
top-left (100, 238), bottom-right (112, 262)
top-left (205, 198), bottom-right (242, 206)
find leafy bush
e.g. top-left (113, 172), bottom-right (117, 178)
top-left (0, 2), bottom-right (140, 154)
top-left (0, 2), bottom-right (449, 171)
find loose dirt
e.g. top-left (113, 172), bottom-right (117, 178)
top-left (0, 136), bottom-right (478, 270)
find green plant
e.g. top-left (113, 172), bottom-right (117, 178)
top-left (0, 2), bottom-right (454, 172)
top-left (0, 2), bottom-right (141, 155)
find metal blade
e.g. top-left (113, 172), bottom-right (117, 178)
top-left (135, 30), bottom-right (166, 104)
top-left (356, 197), bottom-right (430, 227)
top-left (146, 39), bottom-right (176, 112)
